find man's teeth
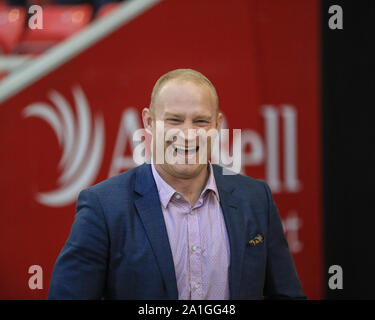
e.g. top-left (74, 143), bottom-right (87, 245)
top-left (174, 145), bottom-right (197, 151)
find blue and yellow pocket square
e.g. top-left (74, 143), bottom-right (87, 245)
top-left (248, 234), bottom-right (264, 246)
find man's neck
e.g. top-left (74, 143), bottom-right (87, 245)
top-left (153, 164), bottom-right (210, 206)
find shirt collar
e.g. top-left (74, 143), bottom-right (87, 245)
top-left (151, 163), bottom-right (220, 209)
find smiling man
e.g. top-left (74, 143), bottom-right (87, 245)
top-left (143, 70), bottom-right (222, 206)
top-left (48, 68), bottom-right (306, 300)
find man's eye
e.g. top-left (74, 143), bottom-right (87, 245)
top-left (166, 118), bottom-right (181, 122)
top-left (195, 120), bottom-right (209, 124)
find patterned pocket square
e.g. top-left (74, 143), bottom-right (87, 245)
top-left (248, 234), bottom-right (264, 246)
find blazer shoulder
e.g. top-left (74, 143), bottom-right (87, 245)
top-left (82, 164), bottom-right (145, 197)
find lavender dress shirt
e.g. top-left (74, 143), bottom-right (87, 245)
top-left (151, 164), bottom-right (231, 300)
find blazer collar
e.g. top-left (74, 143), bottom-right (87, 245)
top-left (134, 163), bottom-right (179, 299)
top-left (212, 164), bottom-right (247, 299)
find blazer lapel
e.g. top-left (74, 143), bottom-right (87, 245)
top-left (134, 164), bottom-right (178, 299)
top-left (213, 165), bottom-right (247, 300)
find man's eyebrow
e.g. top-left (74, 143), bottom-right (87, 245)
top-left (193, 115), bottom-right (212, 120)
top-left (163, 112), bottom-right (184, 118)
top-left (163, 112), bottom-right (213, 119)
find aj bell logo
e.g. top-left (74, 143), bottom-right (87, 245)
top-left (23, 86), bottom-right (301, 208)
top-left (23, 85), bottom-right (105, 207)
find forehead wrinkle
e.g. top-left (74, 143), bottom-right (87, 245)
top-left (154, 79), bottom-right (217, 115)
top-left (161, 84), bottom-right (203, 106)
top-left (162, 111), bottom-right (213, 120)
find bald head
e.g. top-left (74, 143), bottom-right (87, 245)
top-left (150, 68), bottom-right (219, 114)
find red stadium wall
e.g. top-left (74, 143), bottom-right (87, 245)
top-left (0, 0), bottom-right (322, 299)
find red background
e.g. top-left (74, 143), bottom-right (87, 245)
top-left (0, 0), bottom-right (322, 299)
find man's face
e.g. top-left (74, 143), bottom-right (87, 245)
top-left (146, 80), bottom-right (222, 179)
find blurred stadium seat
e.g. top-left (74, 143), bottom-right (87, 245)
top-left (96, 2), bottom-right (120, 18)
top-left (0, 1), bottom-right (121, 81)
top-left (14, 4), bottom-right (93, 54)
top-left (0, 5), bottom-right (26, 54)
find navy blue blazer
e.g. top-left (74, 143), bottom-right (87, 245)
top-left (48, 163), bottom-right (306, 300)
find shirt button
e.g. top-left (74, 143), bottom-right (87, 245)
top-left (175, 193), bottom-right (181, 200)
top-left (193, 283), bottom-right (200, 289)
top-left (192, 245), bottom-right (197, 251)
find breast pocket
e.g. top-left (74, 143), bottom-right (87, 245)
top-left (243, 240), bottom-right (266, 268)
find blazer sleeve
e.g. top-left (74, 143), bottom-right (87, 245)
top-left (48, 189), bottom-right (109, 299)
top-left (261, 181), bottom-right (307, 299)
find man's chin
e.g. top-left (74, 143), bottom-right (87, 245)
top-left (162, 162), bottom-right (207, 179)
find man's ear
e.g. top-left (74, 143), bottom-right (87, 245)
top-left (142, 107), bottom-right (153, 135)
